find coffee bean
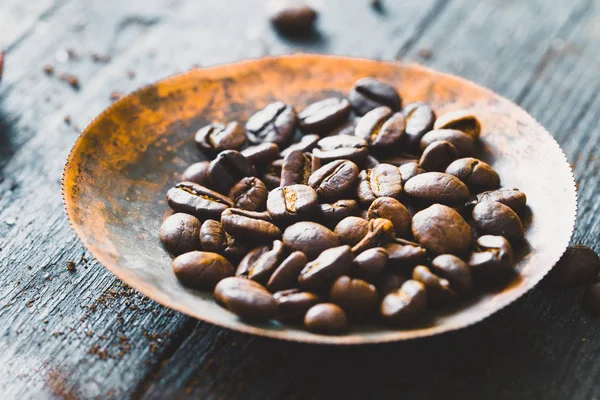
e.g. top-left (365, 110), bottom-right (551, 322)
top-left (313, 134), bottom-right (369, 166)
top-left (214, 277), bottom-right (277, 320)
top-left (348, 77), bottom-right (401, 116)
top-left (446, 158), bottom-right (500, 191)
top-left (412, 204), bottom-right (472, 256)
top-left (377, 271), bottom-right (409, 297)
top-left (433, 110), bottom-right (481, 139)
top-left (267, 184), bottom-right (318, 224)
top-left (262, 159), bottom-right (283, 190)
top-left (468, 235), bottom-right (514, 278)
top-left (299, 245), bottom-right (353, 290)
top-left (167, 181), bottom-right (233, 220)
top-left (298, 97), bottom-right (351, 133)
top-left (283, 221), bottom-right (339, 259)
top-left (221, 208), bottom-right (281, 244)
top-left (200, 219), bottom-right (246, 259)
top-left (354, 106), bottom-right (405, 149)
top-left (356, 164), bottom-right (403, 205)
top-left (380, 280), bottom-right (427, 324)
top-left (160, 213), bottom-right (201, 255)
top-left (246, 102), bottom-right (297, 147)
top-left (330, 276), bottom-right (378, 316)
top-left (267, 251), bottom-right (309, 292)
top-left (281, 150), bottom-right (316, 186)
top-left (181, 161), bottom-right (210, 186)
top-left (241, 143), bottom-right (280, 165)
top-left (466, 188), bottom-right (527, 213)
top-left (398, 162), bottom-right (424, 184)
top-left (546, 245), bottom-right (600, 287)
top-left (280, 134), bottom-right (320, 158)
top-left (472, 201), bottom-right (524, 243)
top-left (402, 102), bottom-right (436, 151)
top-left (271, 5), bottom-right (317, 34)
top-left (419, 140), bottom-right (459, 172)
top-left (583, 283), bottom-right (600, 316)
top-left (246, 240), bottom-right (287, 284)
top-left (367, 197), bottom-right (411, 238)
top-left (420, 129), bottom-right (476, 157)
top-left (195, 121), bottom-right (246, 152)
top-left (352, 218), bottom-right (395, 254)
top-left (172, 251), bottom-right (234, 290)
top-left (352, 247), bottom-right (388, 282)
top-left (308, 159), bottom-right (359, 199)
top-left (404, 172), bottom-right (470, 206)
top-left (236, 245), bottom-right (269, 277)
top-left (274, 289), bottom-right (322, 320)
top-left (318, 199), bottom-right (359, 227)
top-left (334, 217), bottom-right (369, 246)
top-left (304, 303), bottom-right (348, 334)
top-left (412, 265), bottom-right (455, 306)
top-left (209, 150), bottom-right (256, 194)
top-left (384, 238), bottom-right (427, 270)
top-left (430, 254), bottom-right (473, 296)
top-left (227, 177), bottom-right (268, 211)
top-left (378, 153), bottom-right (419, 167)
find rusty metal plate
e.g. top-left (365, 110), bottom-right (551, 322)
top-left (62, 54), bottom-right (577, 344)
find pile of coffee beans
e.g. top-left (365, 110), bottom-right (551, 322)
top-left (160, 77), bottom-right (531, 334)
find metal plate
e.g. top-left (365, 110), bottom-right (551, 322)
top-left (62, 54), bottom-right (577, 344)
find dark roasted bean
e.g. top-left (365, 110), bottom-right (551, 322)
top-left (466, 188), bottom-right (527, 213)
top-left (209, 150), bottom-right (256, 194)
top-left (433, 109), bottom-right (481, 139)
top-left (299, 245), bottom-right (353, 290)
top-left (472, 201), bottom-right (524, 243)
top-left (330, 276), bottom-right (378, 316)
top-left (274, 289), bottom-right (322, 320)
top-left (241, 143), bottom-right (280, 165)
top-left (546, 245), bottom-right (600, 287)
top-left (167, 181), bottom-right (233, 220)
top-left (308, 159), bottom-right (359, 199)
top-left (245, 102), bottom-right (297, 147)
top-left (356, 164), bottom-right (403, 205)
top-left (367, 197), bottom-right (411, 238)
top-left (412, 265), bottom-right (455, 306)
top-left (384, 238), bottom-right (427, 270)
top-left (420, 129), bottom-right (476, 157)
top-left (304, 303), bottom-right (348, 334)
top-left (431, 254), bottom-right (473, 296)
top-left (280, 134), bottom-right (320, 158)
top-left (281, 150), bottom-right (315, 186)
top-left (236, 245), bottom-right (269, 277)
top-left (172, 251), bottom-right (234, 290)
top-left (195, 121), bottom-right (246, 152)
top-left (354, 106), bottom-right (405, 149)
top-left (412, 204), bottom-right (472, 256)
top-left (221, 208), bottom-right (281, 244)
top-left (181, 161), bottom-right (210, 186)
top-left (468, 235), bottom-right (514, 278)
top-left (200, 219), bottom-right (247, 259)
top-left (160, 213), bottom-right (201, 255)
top-left (334, 217), bottom-right (369, 247)
top-left (583, 283), bottom-right (600, 316)
top-left (352, 218), bottom-right (395, 254)
top-left (348, 77), bottom-right (401, 116)
top-left (247, 240), bottom-right (286, 284)
top-left (402, 102), bottom-right (436, 152)
top-left (446, 158), bottom-right (500, 191)
top-left (404, 172), bottom-right (470, 206)
top-left (283, 221), bottom-right (339, 259)
top-left (214, 277), bottom-right (277, 320)
top-left (228, 177), bottom-right (268, 211)
top-left (267, 251), bottom-right (309, 292)
top-left (352, 247), bottom-right (389, 282)
top-left (318, 199), bottom-right (359, 227)
top-left (298, 97), bottom-right (351, 133)
top-left (271, 5), bottom-right (317, 34)
top-left (419, 140), bottom-right (459, 172)
top-left (399, 162), bottom-right (425, 184)
top-left (266, 184), bottom-right (319, 224)
top-left (262, 159), bottom-right (283, 189)
top-left (313, 134), bottom-right (369, 166)
top-left (380, 280), bottom-right (427, 324)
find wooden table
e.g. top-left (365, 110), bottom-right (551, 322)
top-left (1, 0), bottom-right (599, 398)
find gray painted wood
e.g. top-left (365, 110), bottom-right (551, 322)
top-left (0, 0), bottom-right (598, 398)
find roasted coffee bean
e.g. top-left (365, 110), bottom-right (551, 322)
top-left (352, 247), bottom-right (389, 282)
top-left (246, 102), bottom-right (297, 147)
top-left (160, 213), bottom-right (201, 255)
top-left (433, 109), bottom-right (481, 139)
top-left (283, 221), bottom-right (339, 259)
top-left (280, 134), bottom-right (320, 158)
top-left (330, 276), bottom-right (378, 316)
top-left (583, 283), bottom-right (600, 316)
top-left (399, 162), bottom-right (425, 184)
top-left (377, 271), bottom-right (409, 297)
top-left (384, 238), bottom-right (427, 270)
top-left (271, 5), bottom-right (317, 34)
top-left (313, 134), bottom-right (369, 165)
top-left (221, 208), bottom-right (281, 244)
top-left (236, 245), bottom-right (269, 277)
top-left (367, 197), bottom-right (411, 238)
top-left (274, 289), bottom-right (321, 320)
top-left (352, 218), bottom-right (395, 254)
top-left (181, 161), bottom-right (210, 186)
top-left (304, 303), bottom-right (348, 334)
top-left (446, 158), bottom-right (500, 191)
top-left (195, 121), bottom-right (246, 152)
top-left (348, 77), bottom-right (401, 116)
top-left (354, 106), bottom-right (405, 149)
top-left (381, 280), bottom-right (427, 324)
top-left (214, 277), bottom-right (277, 320)
top-left (308, 159), bottom-right (359, 199)
top-left (262, 159), bottom-right (283, 189)
top-left (172, 251), bottom-right (234, 290)
top-left (403, 102), bottom-right (436, 151)
top-left (472, 201), bottom-right (524, 243)
top-left (546, 245), bottom-right (600, 287)
top-left (419, 140), bottom-right (459, 172)
top-left (334, 217), bottom-right (369, 247)
top-left (412, 265), bottom-right (455, 306)
top-left (241, 143), bottom-right (280, 165)
top-left (299, 245), bottom-right (353, 290)
top-left (267, 184), bottom-right (318, 223)
top-left (468, 235), bottom-right (514, 278)
top-left (378, 153), bottom-right (419, 167)
top-left (247, 240), bottom-right (286, 284)
top-left (404, 172), bottom-right (470, 206)
top-left (281, 150), bottom-right (315, 186)
top-left (267, 251), bottom-right (309, 292)
top-left (200, 219), bottom-right (246, 259)
top-left (209, 150), bottom-right (256, 194)
top-left (298, 97), bottom-right (351, 133)
top-left (466, 188), bottom-right (527, 213)
top-left (167, 181), bottom-right (233, 220)
top-left (420, 129), bottom-right (476, 157)
top-left (364, 154), bottom-right (380, 169)
top-left (356, 164), bottom-right (403, 205)
top-left (228, 177), bottom-right (268, 211)
top-left (431, 254), bottom-right (473, 296)
top-left (318, 199), bottom-right (359, 227)
top-left (412, 204), bottom-right (472, 256)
